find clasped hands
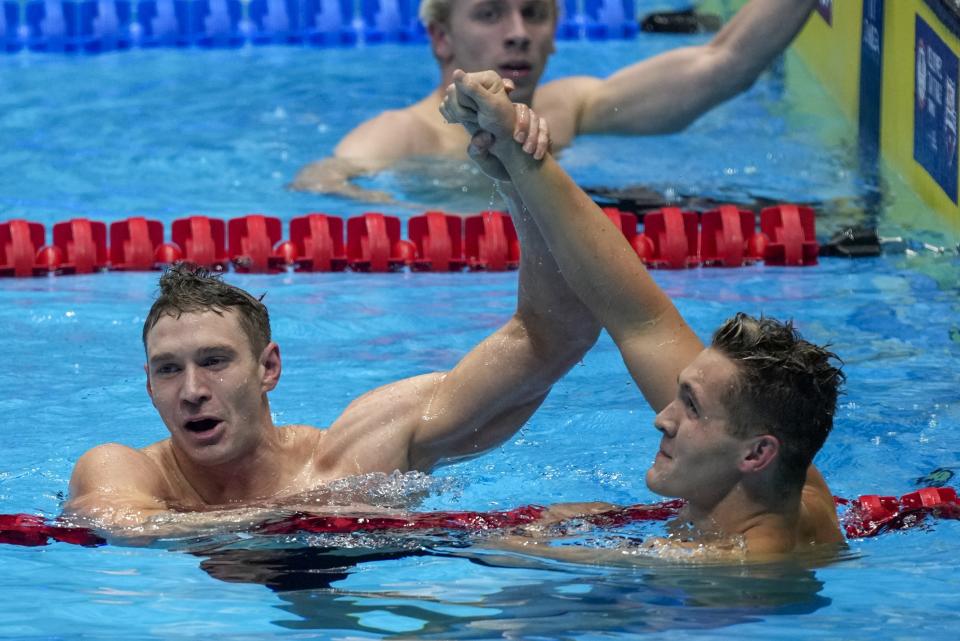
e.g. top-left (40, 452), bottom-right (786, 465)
top-left (440, 69), bottom-right (550, 181)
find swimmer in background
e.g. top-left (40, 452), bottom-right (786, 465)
top-left (63, 102), bottom-right (601, 537)
top-left (290, 0), bottom-right (821, 201)
top-left (440, 69), bottom-right (845, 560)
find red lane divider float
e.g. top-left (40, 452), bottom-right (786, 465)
top-left (110, 217), bottom-right (165, 271)
top-left (347, 213), bottom-right (410, 272)
top-left (465, 211), bottom-right (520, 271)
top-left (229, 214), bottom-right (284, 273)
top-left (53, 218), bottom-right (109, 274)
top-left (172, 216), bottom-right (229, 272)
top-left (762, 204), bottom-right (819, 266)
top-left (408, 211), bottom-right (465, 272)
top-left (0, 220), bottom-right (45, 276)
top-left (841, 486), bottom-right (960, 538)
top-left (288, 213), bottom-right (348, 272)
top-left (2, 488), bottom-right (957, 548)
top-left (0, 204), bottom-right (823, 277)
top-left (701, 205), bottom-right (765, 267)
top-left (642, 207), bottom-right (701, 269)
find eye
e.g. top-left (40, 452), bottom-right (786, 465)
top-left (684, 396), bottom-right (699, 417)
top-left (472, 3), bottom-right (501, 22)
top-left (202, 355), bottom-right (229, 369)
top-left (154, 363), bottom-right (181, 376)
top-left (522, 2), bottom-right (550, 22)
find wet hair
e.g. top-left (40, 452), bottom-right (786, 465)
top-left (710, 313), bottom-right (845, 491)
top-left (142, 263), bottom-right (271, 356)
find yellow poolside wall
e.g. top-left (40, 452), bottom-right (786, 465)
top-left (699, 0), bottom-right (960, 235)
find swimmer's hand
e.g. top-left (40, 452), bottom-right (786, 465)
top-left (440, 69), bottom-right (549, 181)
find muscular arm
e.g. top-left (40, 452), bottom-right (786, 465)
top-left (572, 0), bottom-right (817, 135)
top-left (326, 204), bottom-right (601, 471)
top-left (497, 154), bottom-right (702, 411)
top-left (324, 108), bottom-right (599, 473)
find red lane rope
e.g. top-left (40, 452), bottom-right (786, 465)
top-left (2, 488), bottom-right (956, 548)
top-left (0, 206), bottom-right (819, 277)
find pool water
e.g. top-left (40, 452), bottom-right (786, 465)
top-left (2, 35), bottom-right (960, 640)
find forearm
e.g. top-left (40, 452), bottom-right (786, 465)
top-left (713, 0), bottom-right (818, 63)
top-left (581, 0), bottom-right (817, 135)
top-left (64, 498), bottom-right (281, 541)
top-left (497, 182), bottom-right (600, 350)
top-left (497, 149), bottom-right (676, 339)
top-left (288, 157), bottom-right (394, 202)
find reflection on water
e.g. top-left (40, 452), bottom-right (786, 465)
top-left (171, 501), bottom-right (846, 640)
top-left (186, 537), bottom-right (839, 638)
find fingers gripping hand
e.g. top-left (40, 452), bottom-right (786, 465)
top-left (512, 104), bottom-right (550, 161)
top-left (440, 82), bottom-right (480, 131)
top-left (451, 69), bottom-right (518, 142)
top-left (441, 69), bottom-right (550, 179)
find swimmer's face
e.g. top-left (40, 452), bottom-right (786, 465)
top-left (646, 349), bottom-right (759, 507)
top-left (144, 310), bottom-right (281, 467)
top-left (432, 0), bottom-right (556, 104)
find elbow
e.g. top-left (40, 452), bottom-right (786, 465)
top-left (515, 311), bottom-right (601, 370)
top-left (710, 44), bottom-right (765, 97)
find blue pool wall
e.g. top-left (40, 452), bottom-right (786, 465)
top-left (0, 0), bottom-right (640, 53)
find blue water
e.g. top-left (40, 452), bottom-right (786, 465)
top-left (2, 37), bottom-right (960, 640)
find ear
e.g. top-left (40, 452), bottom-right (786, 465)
top-left (428, 21), bottom-right (454, 64)
top-left (259, 342), bottom-right (282, 393)
top-left (739, 434), bottom-right (780, 474)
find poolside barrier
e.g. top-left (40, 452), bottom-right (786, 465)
top-left (0, 204), bottom-right (821, 277)
top-left (3, 487), bottom-right (959, 547)
top-left (0, 0), bottom-right (643, 53)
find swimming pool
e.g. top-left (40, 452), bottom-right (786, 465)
top-left (2, 33), bottom-right (960, 640)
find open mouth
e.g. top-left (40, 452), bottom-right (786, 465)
top-left (500, 62), bottom-right (532, 78)
top-left (184, 418), bottom-right (222, 433)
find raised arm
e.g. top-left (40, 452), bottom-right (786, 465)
top-left (444, 70), bottom-right (703, 412)
top-left (323, 95), bottom-right (599, 472)
top-left (570, 0), bottom-right (817, 135)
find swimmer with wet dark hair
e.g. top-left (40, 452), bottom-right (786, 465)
top-left (292, 0), bottom-right (821, 201)
top-left (63, 102), bottom-right (606, 536)
top-left (441, 69), bottom-right (845, 560)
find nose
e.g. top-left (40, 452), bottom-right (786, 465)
top-left (503, 10), bottom-right (531, 50)
top-left (180, 364), bottom-right (211, 407)
top-left (653, 401), bottom-right (678, 437)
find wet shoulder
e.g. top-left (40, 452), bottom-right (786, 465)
top-left (278, 424), bottom-right (325, 450)
top-left (338, 105), bottom-right (451, 160)
top-left (534, 76), bottom-right (604, 147)
top-left (71, 442), bottom-right (168, 497)
top-left (800, 483), bottom-right (845, 545)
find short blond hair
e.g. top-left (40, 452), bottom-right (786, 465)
top-left (419, 0), bottom-right (558, 27)
top-left (419, 0), bottom-right (452, 26)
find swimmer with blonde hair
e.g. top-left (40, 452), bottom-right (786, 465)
top-left (292, 0), bottom-right (821, 201)
top-left (440, 69), bottom-right (845, 560)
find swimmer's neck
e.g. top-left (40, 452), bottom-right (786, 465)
top-left (681, 485), bottom-right (804, 553)
top-left (165, 414), bottom-right (294, 507)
